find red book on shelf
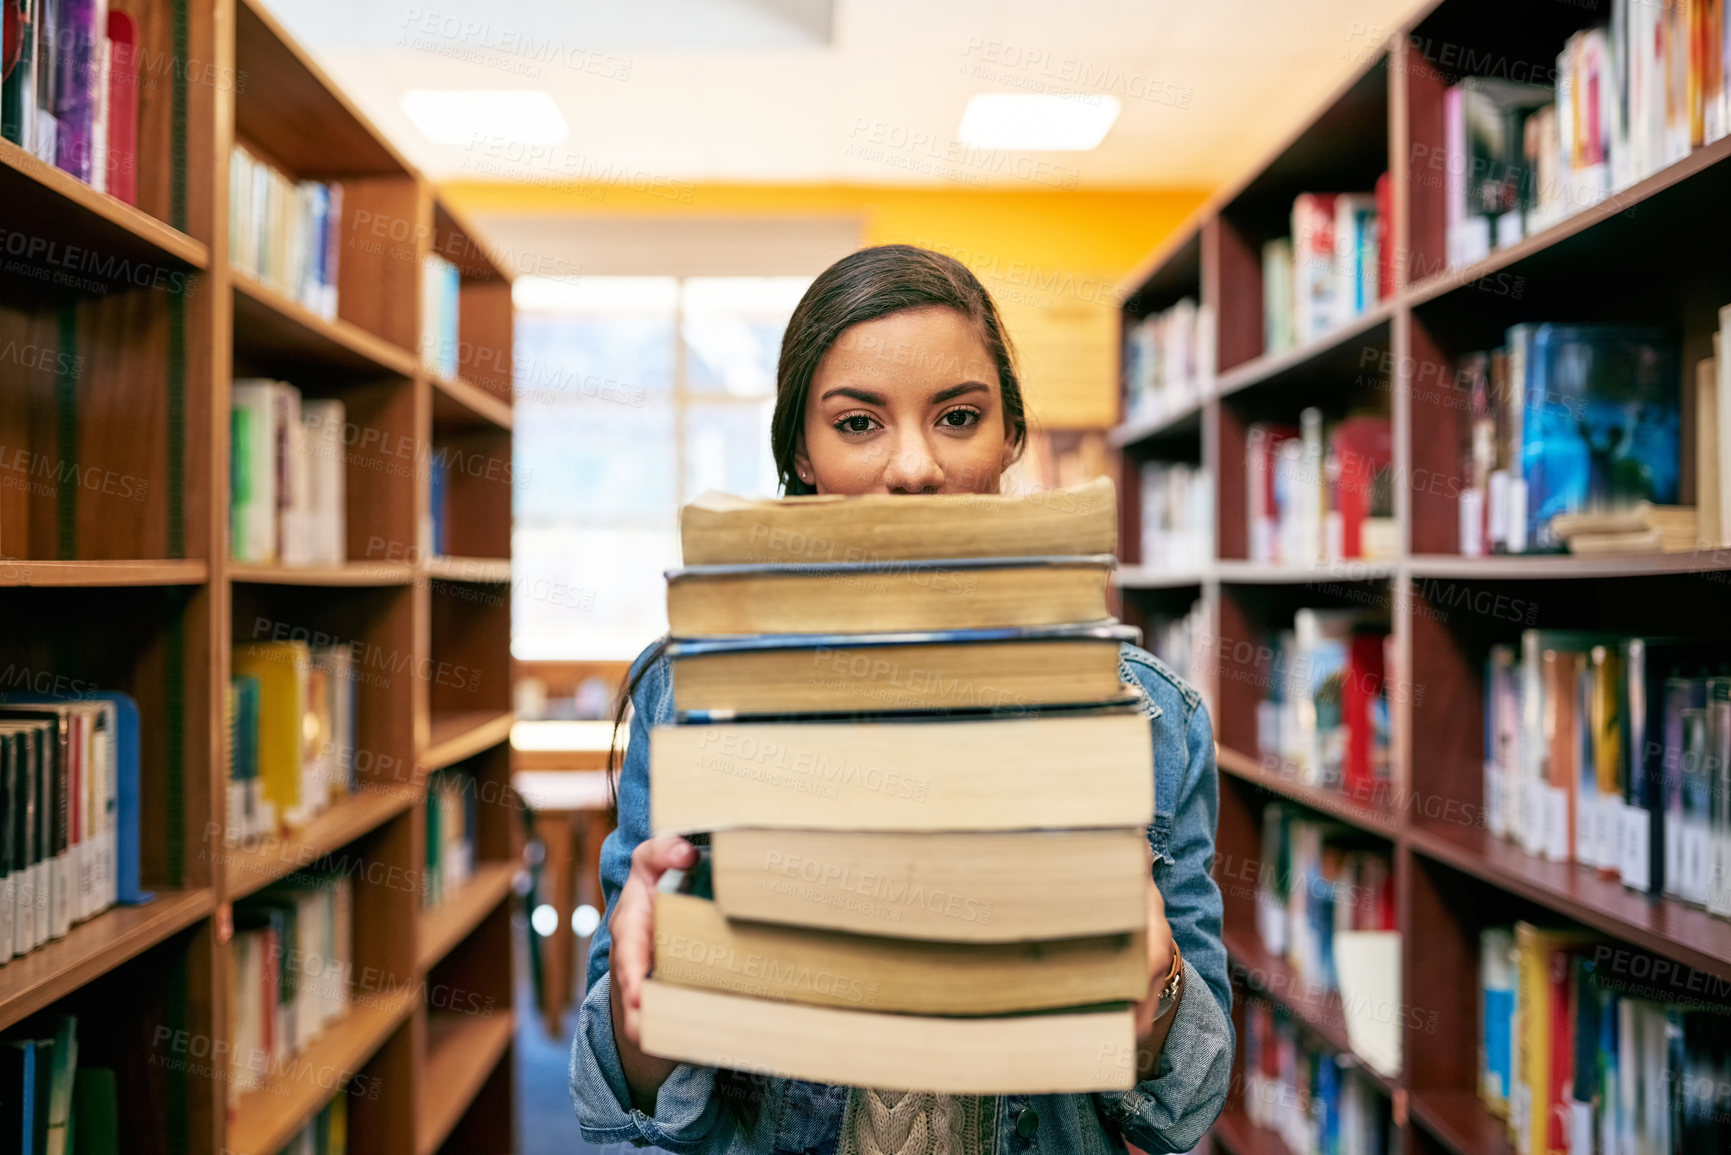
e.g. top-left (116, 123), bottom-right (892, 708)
top-left (1547, 946), bottom-right (1577, 1155)
top-left (1342, 628), bottom-right (1387, 801)
top-left (1374, 171), bottom-right (1393, 299)
top-left (1329, 416), bottom-right (1392, 559)
top-left (106, 11), bottom-right (139, 206)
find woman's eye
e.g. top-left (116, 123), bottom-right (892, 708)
top-left (834, 414), bottom-right (877, 434)
top-left (939, 407), bottom-right (981, 428)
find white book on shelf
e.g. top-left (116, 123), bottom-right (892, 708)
top-left (300, 399), bottom-right (347, 565)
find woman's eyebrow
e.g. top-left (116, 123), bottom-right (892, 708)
top-left (931, 382), bottom-right (990, 403)
top-left (819, 386), bottom-right (888, 405)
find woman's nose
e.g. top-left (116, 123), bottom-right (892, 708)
top-left (881, 434), bottom-right (945, 494)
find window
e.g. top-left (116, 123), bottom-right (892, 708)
top-left (512, 275), bottom-right (810, 660)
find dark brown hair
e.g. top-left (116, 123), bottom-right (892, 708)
top-left (772, 243), bottom-right (1027, 494)
top-left (603, 244), bottom-right (1027, 1135)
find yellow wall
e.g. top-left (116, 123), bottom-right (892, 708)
top-left (440, 182), bottom-right (1208, 428)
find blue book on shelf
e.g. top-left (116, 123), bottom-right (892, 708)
top-left (1516, 324), bottom-right (1679, 552)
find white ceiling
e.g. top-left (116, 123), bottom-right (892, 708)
top-left (262, 0), bottom-right (1426, 188)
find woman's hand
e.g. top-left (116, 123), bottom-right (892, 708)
top-left (609, 832), bottom-right (698, 1110)
top-left (1130, 850), bottom-right (1180, 1082)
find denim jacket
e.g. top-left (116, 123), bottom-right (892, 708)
top-left (572, 640), bottom-right (1234, 1155)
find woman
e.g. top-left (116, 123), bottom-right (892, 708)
top-left (571, 245), bottom-right (1233, 1155)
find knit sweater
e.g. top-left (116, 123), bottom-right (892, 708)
top-left (838, 1091), bottom-right (995, 1155)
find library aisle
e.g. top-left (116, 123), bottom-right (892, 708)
top-left (4, 0), bottom-right (1731, 1153)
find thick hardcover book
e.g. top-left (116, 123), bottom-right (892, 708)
top-left (706, 827), bottom-right (1148, 943)
top-left (638, 978), bottom-right (1136, 1094)
top-left (652, 889), bottom-right (1147, 1013)
top-left (679, 477), bottom-right (1115, 566)
top-left (665, 555), bottom-right (1114, 637)
top-left (650, 708), bottom-right (1152, 834)
top-left (667, 622), bottom-right (1138, 719)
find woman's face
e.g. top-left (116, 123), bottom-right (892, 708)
top-left (795, 306), bottom-right (1017, 495)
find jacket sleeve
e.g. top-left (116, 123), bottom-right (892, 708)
top-left (1093, 693), bottom-right (1234, 1153)
top-left (569, 642), bottom-right (727, 1151)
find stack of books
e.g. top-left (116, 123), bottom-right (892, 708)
top-left (230, 381), bottom-right (347, 567)
top-left (636, 478), bottom-right (1160, 1093)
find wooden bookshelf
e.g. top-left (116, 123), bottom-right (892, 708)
top-left (1111, 2), bottom-right (1731, 1150)
top-left (0, 0), bottom-right (517, 1151)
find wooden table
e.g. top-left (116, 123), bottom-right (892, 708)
top-left (511, 721), bottom-right (621, 1037)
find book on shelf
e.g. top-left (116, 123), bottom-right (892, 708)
top-left (641, 479), bottom-right (1156, 1092)
top-left (230, 382), bottom-right (347, 567)
top-left (1138, 461), bottom-right (1211, 574)
top-left (0, 0), bottom-right (139, 199)
top-left (1122, 298), bottom-right (1213, 425)
top-left (423, 766), bottom-right (477, 909)
top-left (1242, 995), bottom-right (1392, 1155)
top-left (0, 692), bottom-right (144, 962)
top-left (1441, 9), bottom-right (1731, 264)
top-left (0, 1014), bottom-right (82, 1155)
top-left (1147, 599), bottom-right (1208, 714)
top-left (1254, 609), bottom-right (1392, 796)
top-left (1284, 188), bottom-right (1385, 349)
top-left (228, 872), bottom-right (354, 1107)
top-left (421, 253), bottom-right (461, 378)
top-left (1480, 924), bottom-right (1731, 1154)
top-left (1454, 325), bottom-right (1680, 556)
top-left (231, 641), bottom-right (358, 838)
top-left (666, 623), bottom-right (1140, 719)
top-left (1246, 412), bottom-right (1395, 566)
top-left (228, 143), bottom-right (342, 319)
top-left (1262, 238), bottom-right (1295, 354)
top-left (277, 1094), bottom-right (347, 1155)
top-left (1254, 804), bottom-right (1396, 994)
top-left (1482, 632), bottom-right (1731, 910)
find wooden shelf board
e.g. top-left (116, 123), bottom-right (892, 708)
top-left (416, 1009), bottom-right (516, 1155)
top-left (1210, 1107), bottom-right (1290, 1155)
top-left (416, 863), bottom-right (516, 973)
top-left (1114, 566), bottom-right (1205, 590)
top-left (1108, 396), bottom-right (1207, 449)
top-left (1406, 132), bottom-right (1731, 310)
top-left (227, 987), bottom-right (418, 1155)
top-left (0, 139), bottom-right (208, 273)
top-left (1407, 823), bottom-right (1731, 981)
top-left (1214, 559), bottom-right (1398, 584)
top-left (429, 372), bottom-right (514, 431)
top-left (0, 888), bottom-right (214, 1032)
top-left (1214, 302), bottom-right (1394, 400)
top-left (1216, 745), bottom-right (1401, 838)
top-left (424, 557), bottom-right (512, 584)
top-left (1407, 1089), bottom-right (1513, 1155)
top-left (229, 561), bottom-right (417, 586)
top-left (1222, 926), bottom-right (1399, 1093)
top-left (234, 0), bottom-right (414, 179)
top-left (1406, 551), bottom-right (1731, 579)
top-left (432, 196), bottom-right (515, 284)
top-left (233, 272), bottom-right (419, 378)
top-left (0, 560), bottom-right (208, 587)
top-left (223, 789), bottom-right (416, 901)
top-left (423, 710), bottom-right (516, 770)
